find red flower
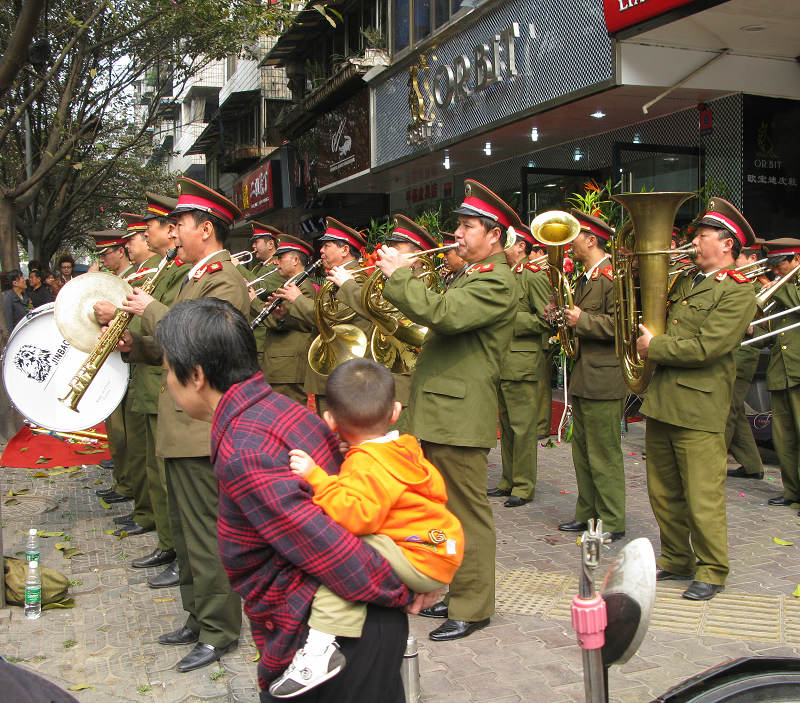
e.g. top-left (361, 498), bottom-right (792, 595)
top-left (563, 257), bottom-right (574, 274)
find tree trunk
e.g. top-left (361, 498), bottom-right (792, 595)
top-left (0, 196), bottom-right (20, 271)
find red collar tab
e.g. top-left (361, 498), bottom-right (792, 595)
top-left (601, 264), bottom-right (614, 280)
top-left (192, 261), bottom-right (224, 279)
top-left (467, 263), bottom-right (495, 276)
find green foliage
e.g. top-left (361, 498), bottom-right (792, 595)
top-left (62, 639), bottom-right (77, 649)
top-left (360, 26), bottom-right (385, 49)
top-left (362, 217), bottom-right (393, 252)
top-left (415, 208), bottom-right (443, 241)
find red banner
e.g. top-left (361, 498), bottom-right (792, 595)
top-left (603, 0), bottom-right (703, 35)
top-left (233, 161), bottom-right (274, 218)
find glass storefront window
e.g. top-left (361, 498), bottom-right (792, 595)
top-left (394, 0), bottom-right (410, 51)
top-left (394, 0), bottom-right (460, 53)
top-left (435, 0), bottom-right (450, 27)
top-left (414, 0), bottom-right (431, 40)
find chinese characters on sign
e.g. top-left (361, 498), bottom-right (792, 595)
top-left (233, 161), bottom-right (274, 218)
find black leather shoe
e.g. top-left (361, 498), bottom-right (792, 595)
top-left (504, 496), bottom-right (531, 507)
top-left (99, 459), bottom-right (114, 470)
top-left (608, 531), bottom-right (626, 542)
top-left (103, 491), bottom-right (132, 504)
top-left (429, 619), bottom-right (490, 641)
top-left (148, 561), bottom-right (180, 589)
top-left (656, 568), bottom-right (693, 581)
top-left (113, 522), bottom-right (151, 536)
top-left (176, 641), bottom-right (238, 672)
top-left (768, 495), bottom-right (795, 506)
top-left (682, 581), bottom-right (724, 601)
top-left (558, 520), bottom-right (588, 532)
top-left (727, 466), bottom-right (764, 480)
top-left (132, 548), bottom-right (176, 569)
top-left (418, 601), bottom-right (448, 618)
top-left (96, 487), bottom-right (118, 497)
top-left (158, 626), bottom-right (199, 646)
top-left (486, 487), bottom-right (511, 497)
top-left (113, 513), bottom-right (134, 525)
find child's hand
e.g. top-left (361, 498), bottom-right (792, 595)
top-left (288, 449), bottom-right (315, 478)
top-left (338, 439), bottom-right (350, 456)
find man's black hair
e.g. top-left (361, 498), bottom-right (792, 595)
top-left (326, 358), bottom-right (395, 435)
top-left (520, 238), bottom-right (533, 256)
top-left (477, 215), bottom-right (505, 243)
top-left (716, 229), bottom-right (742, 258)
top-left (154, 298), bottom-right (258, 393)
top-left (280, 250), bottom-right (309, 268)
top-left (187, 210), bottom-right (231, 246)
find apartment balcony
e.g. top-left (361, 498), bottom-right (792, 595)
top-left (180, 60), bottom-right (225, 101)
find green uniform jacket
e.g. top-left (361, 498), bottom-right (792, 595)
top-left (132, 251), bottom-right (250, 457)
top-left (499, 263), bottom-right (551, 382)
top-left (261, 277), bottom-right (317, 384)
top-left (289, 259), bottom-right (372, 395)
top-left (641, 270), bottom-right (757, 433)
top-left (733, 279), bottom-right (762, 381)
top-left (765, 282), bottom-right (800, 391)
top-left (126, 255), bottom-right (163, 407)
top-left (383, 251), bottom-right (516, 448)
top-left (241, 260), bottom-right (282, 355)
top-left (570, 259), bottom-right (626, 400)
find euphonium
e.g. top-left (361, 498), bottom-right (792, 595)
top-left (307, 271), bottom-right (369, 376)
top-left (530, 210), bottom-right (582, 359)
top-left (59, 248), bottom-right (178, 411)
top-left (611, 192), bottom-right (695, 393)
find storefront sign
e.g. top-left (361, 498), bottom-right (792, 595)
top-left (316, 89), bottom-right (370, 188)
top-left (603, 0), bottom-right (703, 35)
top-left (233, 161), bottom-right (274, 217)
top-left (742, 95), bottom-right (800, 238)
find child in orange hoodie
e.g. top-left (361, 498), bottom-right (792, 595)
top-left (269, 358), bottom-right (464, 699)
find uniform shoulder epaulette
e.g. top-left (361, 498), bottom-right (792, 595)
top-left (600, 264), bottom-right (613, 281)
top-left (715, 269), bottom-right (748, 283)
top-left (174, 258), bottom-right (185, 267)
top-left (192, 261), bottom-right (224, 280)
top-left (466, 263), bottom-right (495, 276)
top-left (523, 262), bottom-right (542, 273)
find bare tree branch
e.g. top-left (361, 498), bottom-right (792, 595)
top-left (0, 0), bottom-right (46, 100)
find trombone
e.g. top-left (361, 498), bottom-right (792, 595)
top-left (247, 265), bottom-right (279, 295)
top-left (347, 244), bottom-right (459, 275)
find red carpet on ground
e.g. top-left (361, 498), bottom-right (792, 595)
top-left (1, 424), bottom-right (110, 469)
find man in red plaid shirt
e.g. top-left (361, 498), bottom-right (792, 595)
top-left (155, 298), bottom-right (434, 702)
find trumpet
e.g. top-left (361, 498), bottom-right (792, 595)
top-left (347, 244), bottom-right (459, 275)
top-left (247, 265), bottom-right (280, 296)
top-left (124, 267), bottom-right (159, 283)
top-left (251, 259), bottom-right (322, 329)
top-left (231, 250), bottom-right (254, 265)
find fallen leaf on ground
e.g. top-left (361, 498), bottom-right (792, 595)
top-left (153, 597), bottom-right (174, 603)
top-left (32, 471), bottom-right (49, 478)
top-left (4, 498), bottom-right (20, 506)
top-left (38, 531), bottom-right (64, 538)
top-left (35, 457), bottom-right (52, 464)
top-left (93, 479), bottom-right (103, 485)
top-left (67, 684), bottom-right (95, 691)
top-left (19, 447), bottom-right (28, 453)
top-left (793, 585), bottom-right (800, 598)
top-left (773, 537), bottom-right (794, 546)
top-left (99, 499), bottom-right (111, 509)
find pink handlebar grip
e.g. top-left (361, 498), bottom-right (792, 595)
top-left (571, 593), bottom-right (607, 650)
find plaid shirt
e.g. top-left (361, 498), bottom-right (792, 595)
top-left (211, 374), bottom-right (411, 690)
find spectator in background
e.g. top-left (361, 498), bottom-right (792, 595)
top-left (28, 269), bottom-right (54, 308)
top-left (2, 269), bottom-right (31, 330)
top-left (44, 270), bottom-right (60, 297)
top-left (56, 254), bottom-right (75, 285)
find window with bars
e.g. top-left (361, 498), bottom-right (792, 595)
top-left (393, 0), bottom-right (462, 52)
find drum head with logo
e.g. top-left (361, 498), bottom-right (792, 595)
top-left (2, 304), bottom-right (128, 432)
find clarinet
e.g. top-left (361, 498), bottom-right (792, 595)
top-left (251, 258), bottom-right (322, 329)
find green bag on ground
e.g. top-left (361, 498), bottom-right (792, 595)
top-left (4, 557), bottom-right (72, 608)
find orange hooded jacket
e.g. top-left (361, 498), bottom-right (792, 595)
top-left (305, 433), bottom-right (464, 583)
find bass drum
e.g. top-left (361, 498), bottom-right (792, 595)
top-left (2, 303), bottom-right (128, 432)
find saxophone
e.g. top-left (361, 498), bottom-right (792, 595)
top-left (59, 249), bottom-right (178, 412)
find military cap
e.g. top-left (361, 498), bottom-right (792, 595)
top-left (250, 221), bottom-right (282, 243)
top-left (512, 222), bottom-right (537, 248)
top-left (170, 177), bottom-right (242, 226)
top-left (388, 214), bottom-right (438, 250)
top-left (318, 217), bottom-right (367, 252)
top-left (697, 197), bottom-right (755, 247)
top-left (275, 233), bottom-right (313, 258)
top-left (763, 237), bottom-right (800, 259)
top-left (570, 209), bottom-right (614, 241)
top-left (141, 192), bottom-right (178, 221)
top-left (89, 229), bottom-right (127, 254)
top-left (119, 213), bottom-right (148, 239)
top-left (453, 179), bottom-right (520, 230)
top-left (440, 231), bottom-right (456, 245)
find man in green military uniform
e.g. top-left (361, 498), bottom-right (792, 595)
top-left (725, 244), bottom-right (766, 480)
top-left (120, 178), bottom-right (248, 671)
top-left (275, 218), bottom-right (370, 414)
top-left (377, 179), bottom-right (517, 641)
top-left (257, 234), bottom-right (317, 405)
top-left (557, 210), bottom-right (627, 540)
top-left (488, 222), bottom-right (551, 507)
top-left (638, 197), bottom-right (757, 600)
top-left (758, 239), bottom-right (800, 508)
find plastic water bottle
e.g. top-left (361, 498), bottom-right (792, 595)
top-left (25, 528), bottom-right (39, 563)
top-left (24, 560), bottom-right (42, 620)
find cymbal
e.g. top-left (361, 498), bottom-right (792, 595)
top-left (54, 272), bottom-right (133, 352)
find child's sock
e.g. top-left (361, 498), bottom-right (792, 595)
top-left (304, 627), bottom-right (336, 655)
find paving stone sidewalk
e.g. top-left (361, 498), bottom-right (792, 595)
top-left (1, 420), bottom-right (799, 702)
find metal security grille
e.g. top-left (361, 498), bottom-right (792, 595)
top-left (373, 0), bottom-right (614, 166)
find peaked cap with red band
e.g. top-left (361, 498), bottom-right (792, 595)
top-left (89, 229), bottom-right (127, 254)
top-left (141, 192), bottom-right (178, 222)
top-left (513, 222), bottom-right (537, 247)
top-left (389, 214), bottom-right (438, 250)
top-left (440, 231), bottom-right (456, 245)
top-left (453, 179), bottom-right (519, 230)
top-left (763, 237), bottom-right (800, 257)
top-left (570, 209), bottom-right (614, 241)
top-left (697, 197), bottom-right (755, 248)
top-left (318, 217), bottom-right (367, 252)
top-left (120, 212), bottom-right (148, 239)
top-left (275, 233), bottom-right (313, 258)
top-left (250, 221), bottom-right (282, 242)
top-left (170, 177), bottom-right (242, 226)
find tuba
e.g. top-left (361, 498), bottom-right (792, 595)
top-left (530, 210), bottom-right (582, 359)
top-left (611, 192), bottom-right (696, 393)
top-left (307, 272), bottom-right (369, 376)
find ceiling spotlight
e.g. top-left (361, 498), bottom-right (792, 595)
top-left (632, 132), bottom-right (641, 144)
top-left (527, 161), bottom-right (535, 168)
top-left (530, 126), bottom-right (539, 142)
top-left (590, 110), bottom-right (606, 119)
top-left (573, 147), bottom-right (584, 162)
top-left (484, 141), bottom-right (492, 156)
top-left (443, 149), bottom-right (450, 169)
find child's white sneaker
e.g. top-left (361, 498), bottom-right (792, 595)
top-left (268, 642), bottom-right (346, 698)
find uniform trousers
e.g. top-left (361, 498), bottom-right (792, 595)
top-left (145, 414), bottom-right (172, 551)
top-left (571, 396), bottom-right (626, 532)
top-left (124, 402), bottom-right (153, 529)
top-left (421, 441), bottom-right (494, 622)
top-left (269, 382), bottom-right (308, 406)
top-left (106, 399), bottom-right (131, 497)
top-left (498, 379), bottom-right (540, 500)
top-left (259, 605), bottom-right (407, 703)
top-left (770, 386), bottom-right (800, 501)
top-left (165, 456), bottom-right (241, 647)
top-left (645, 418), bottom-right (729, 585)
top-left (537, 350), bottom-right (554, 436)
top-left (724, 376), bottom-right (763, 475)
